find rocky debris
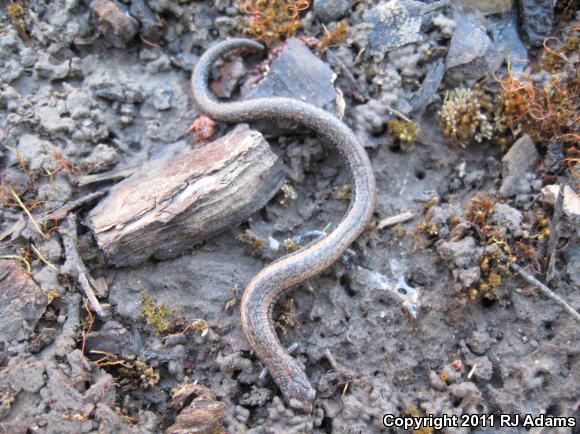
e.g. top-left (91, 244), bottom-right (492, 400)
top-left (362, 0), bottom-right (422, 54)
top-left (130, 0), bottom-right (165, 43)
top-left (467, 329), bottom-right (493, 355)
top-left (91, 0), bottom-right (140, 48)
top-left (0, 262), bottom-right (48, 343)
top-left (34, 104), bottom-right (76, 135)
top-left (409, 60), bottom-right (445, 115)
top-left (242, 39), bottom-right (338, 133)
top-left (313, 0), bottom-right (350, 23)
top-left (82, 144), bottom-right (121, 174)
top-left (541, 184), bottom-right (580, 219)
top-left (450, 381), bottom-right (481, 407)
top-left (88, 125), bottom-right (285, 266)
top-left (563, 245), bottom-right (580, 288)
top-left (488, 8), bottom-right (529, 72)
top-left (517, 0), bottom-right (554, 48)
top-left (437, 237), bottom-right (478, 268)
top-left (95, 404), bottom-right (159, 433)
top-left (458, 0), bottom-right (512, 15)
top-left (210, 60), bottom-right (247, 99)
top-left (0, 349), bottom-right (116, 432)
top-left (246, 396), bottom-right (314, 434)
top-left (166, 384), bottom-right (225, 434)
top-left (34, 52), bottom-right (74, 81)
top-left (85, 321), bottom-right (139, 360)
top-left (445, 10), bottom-right (502, 82)
top-left (499, 135), bottom-right (540, 197)
top-left (14, 134), bottom-right (58, 175)
top-left (151, 87), bottom-right (173, 111)
top-left (492, 203), bottom-right (523, 238)
top-left (88, 71), bottom-right (144, 103)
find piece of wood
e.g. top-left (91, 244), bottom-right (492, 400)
top-left (0, 261), bottom-right (48, 343)
top-left (88, 125), bottom-right (285, 267)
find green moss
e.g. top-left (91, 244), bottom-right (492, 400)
top-left (140, 291), bottom-right (170, 335)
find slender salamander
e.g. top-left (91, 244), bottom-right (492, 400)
top-left (191, 38), bottom-right (376, 411)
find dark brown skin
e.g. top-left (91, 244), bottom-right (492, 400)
top-left (191, 39), bottom-right (376, 411)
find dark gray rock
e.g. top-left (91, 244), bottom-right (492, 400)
top-left (243, 39), bottom-right (338, 134)
top-left (445, 10), bottom-right (502, 81)
top-left (83, 144), bottom-right (121, 174)
top-left (468, 329), bottom-right (493, 355)
top-left (88, 71), bottom-right (144, 103)
top-left (438, 237), bottom-right (478, 268)
top-left (458, 0), bottom-right (512, 15)
top-left (499, 135), bottom-right (540, 197)
top-left (488, 8), bottom-right (528, 72)
top-left (313, 0), bottom-right (350, 23)
top-left (85, 321), bottom-right (139, 359)
top-left (363, 1), bottom-right (422, 53)
top-left (517, 0), bottom-right (554, 48)
top-left (492, 203), bottom-right (523, 238)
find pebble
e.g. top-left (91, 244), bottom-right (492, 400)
top-left (313, 0), bottom-right (350, 23)
top-left (467, 329), bottom-right (492, 355)
top-left (499, 135), bottom-right (540, 197)
top-left (517, 0), bottom-right (554, 48)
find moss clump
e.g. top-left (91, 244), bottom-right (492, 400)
top-left (236, 0), bottom-right (310, 47)
top-left (140, 291), bottom-right (171, 335)
top-left (6, 1), bottom-right (29, 40)
top-left (440, 88), bottom-right (494, 144)
top-left (495, 23), bottom-right (579, 176)
top-left (387, 119), bottom-right (418, 143)
top-left (317, 20), bottom-right (348, 52)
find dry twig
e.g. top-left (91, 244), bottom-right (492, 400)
top-left (60, 214), bottom-right (108, 319)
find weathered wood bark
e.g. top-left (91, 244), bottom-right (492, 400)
top-left (0, 261), bottom-right (48, 343)
top-left (88, 125), bottom-right (284, 267)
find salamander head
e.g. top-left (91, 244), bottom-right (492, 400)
top-left (279, 365), bottom-right (316, 411)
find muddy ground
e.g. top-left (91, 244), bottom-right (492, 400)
top-left (0, 0), bottom-right (578, 433)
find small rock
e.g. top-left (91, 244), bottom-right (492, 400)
top-left (91, 0), bottom-right (140, 48)
top-left (450, 381), bottom-right (481, 401)
top-left (35, 52), bottom-right (70, 80)
top-left (541, 184), bottom-right (580, 219)
top-left (563, 245), bottom-right (580, 288)
top-left (242, 38), bottom-right (338, 133)
top-left (499, 135), bottom-right (540, 197)
top-left (520, 358), bottom-right (557, 390)
top-left (446, 10), bottom-right (502, 81)
top-left (492, 203), bottom-right (523, 238)
top-left (88, 71), bottom-right (144, 103)
top-left (152, 87), bottom-right (173, 111)
top-left (517, 0), bottom-right (554, 48)
top-left (458, 0), bottom-right (511, 15)
top-left (210, 59), bottom-right (247, 99)
top-left (467, 329), bottom-right (492, 355)
top-left (363, 0), bottom-right (422, 53)
top-left (85, 321), bottom-right (139, 359)
top-left (313, 0), bottom-right (350, 23)
top-left (15, 134), bottom-right (58, 175)
top-left (487, 8), bottom-right (528, 72)
top-left (83, 144), bottom-right (121, 174)
top-left (33, 266), bottom-right (60, 293)
top-left (437, 237), bottom-right (477, 268)
top-left (470, 356), bottom-right (493, 381)
top-left (35, 105), bottom-right (75, 135)
top-left (429, 370), bottom-right (448, 391)
top-left (130, 0), bottom-right (165, 43)
top-left (459, 266), bottom-right (481, 287)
